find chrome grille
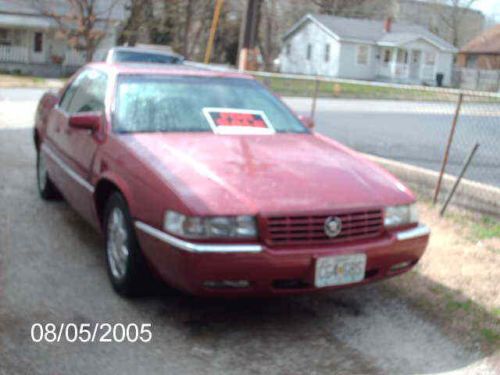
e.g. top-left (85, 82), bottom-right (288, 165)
top-left (264, 209), bottom-right (384, 246)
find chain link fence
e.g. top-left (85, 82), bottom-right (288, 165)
top-left (251, 71), bottom-right (500, 217)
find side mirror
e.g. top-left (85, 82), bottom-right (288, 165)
top-left (298, 115), bottom-right (315, 129)
top-left (69, 112), bottom-right (101, 131)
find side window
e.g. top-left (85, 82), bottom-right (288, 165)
top-left (357, 45), bottom-right (369, 65)
top-left (65, 70), bottom-right (107, 114)
top-left (59, 80), bottom-right (79, 112)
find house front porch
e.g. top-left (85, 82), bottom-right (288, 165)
top-left (376, 47), bottom-right (438, 85)
top-left (0, 27), bottom-right (86, 76)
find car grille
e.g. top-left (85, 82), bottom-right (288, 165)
top-left (263, 209), bottom-right (384, 247)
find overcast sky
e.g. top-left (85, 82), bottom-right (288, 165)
top-left (473, 0), bottom-right (500, 21)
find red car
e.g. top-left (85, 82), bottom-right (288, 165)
top-left (34, 63), bottom-right (430, 297)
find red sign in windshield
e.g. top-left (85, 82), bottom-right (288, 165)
top-left (203, 108), bottom-right (274, 134)
top-left (213, 112), bottom-right (267, 128)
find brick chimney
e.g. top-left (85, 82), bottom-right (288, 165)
top-left (384, 17), bottom-right (393, 33)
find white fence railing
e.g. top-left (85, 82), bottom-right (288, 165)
top-left (0, 46), bottom-right (29, 63)
top-left (453, 68), bottom-right (500, 92)
top-left (64, 49), bottom-right (86, 66)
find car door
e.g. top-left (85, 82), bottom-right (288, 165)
top-left (45, 69), bottom-right (108, 223)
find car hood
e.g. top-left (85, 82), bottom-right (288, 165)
top-left (123, 133), bottom-right (414, 215)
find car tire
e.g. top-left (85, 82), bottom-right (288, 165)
top-left (36, 149), bottom-right (61, 200)
top-left (103, 192), bottom-right (150, 297)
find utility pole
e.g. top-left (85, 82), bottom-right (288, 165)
top-left (238, 0), bottom-right (261, 71)
top-left (204, 0), bottom-right (224, 64)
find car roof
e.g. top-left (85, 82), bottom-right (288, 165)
top-left (109, 46), bottom-right (184, 58)
top-left (87, 62), bottom-right (254, 80)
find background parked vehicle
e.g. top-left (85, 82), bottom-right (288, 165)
top-left (105, 46), bottom-right (185, 65)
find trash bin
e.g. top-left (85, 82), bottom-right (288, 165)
top-left (436, 73), bottom-right (444, 87)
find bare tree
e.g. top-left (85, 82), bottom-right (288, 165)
top-left (257, 0), bottom-right (317, 71)
top-left (310, 0), bottom-right (372, 17)
top-left (119, 0), bottom-right (152, 46)
top-left (35, 0), bottom-right (119, 62)
top-left (432, 0), bottom-right (479, 47)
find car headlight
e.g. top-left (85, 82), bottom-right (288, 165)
top-left (384, 204), bottom-right (419, 227)
top-left (164, 211), bottom-right (258, 239)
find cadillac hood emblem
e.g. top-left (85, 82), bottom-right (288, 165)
top-left (324, 216), bottom-right (342, 238)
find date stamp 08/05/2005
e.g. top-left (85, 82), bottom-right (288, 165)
top-left (30, 323), bottom-right (152, 344)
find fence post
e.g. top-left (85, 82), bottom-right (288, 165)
top-left (440, 143), bottom-right (480, 216)
top-left (433, 93), bottom-right (463, 204)
top-left (310, 78), bottom-right (320, 121)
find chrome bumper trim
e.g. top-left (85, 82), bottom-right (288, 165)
top-left (135, 221), bottom-right (263, 253)
top-left (396, 225), bottom-right (430, 241)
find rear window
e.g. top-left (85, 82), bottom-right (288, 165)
top-left (113, 75), bottom-right (308, 134)
top-left (113, 51), bottom-right (182, 64)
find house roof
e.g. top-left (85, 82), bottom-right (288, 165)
top-left (461, 25), bottom-right (500, 54)
top-left (0, 13), bottom-right (55, 29)
top-left (284, 14), bottom-right (458, 53)
top-left (0, 0), bottom-right (127, 25)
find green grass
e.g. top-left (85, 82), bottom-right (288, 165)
top-left (471, 216), bottom-right (500, 240)
top-left (492, 307), bottom-right (500, 318)
top-left (255, 75), bottom-right (500, 103)
top-left (444, 210), bottom-right (499, 249)
top-left (256, 76), bottom-right (453, 101)
top-left (446, 299), bottom-right (473, 313)
top-left (481, 328), bottom-right (500, 345)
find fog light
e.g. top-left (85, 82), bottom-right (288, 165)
top-left (203, 280), bottom-right (250, 289)
top-left (390, 261), bottom-right (412, 272)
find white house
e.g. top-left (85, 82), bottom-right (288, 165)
top-left (0, 0), bottom-right (126, 77)
top-left (280, 14), bottom-right (458, 86)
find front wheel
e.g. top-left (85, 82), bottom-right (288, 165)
top-left (36, 149), bottom-right (61, 200)
top-left (104, 192), bottom-right (150, 297)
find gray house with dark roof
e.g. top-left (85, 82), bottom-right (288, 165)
top-left (0, 0), bottom-right (127, 76)
top-left (280, 14), bottom-right (458, 86)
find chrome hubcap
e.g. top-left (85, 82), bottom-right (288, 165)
top-left (107, 207), bottom-right (129, 280)
top-left (37, 153), bottom-right (48, 191)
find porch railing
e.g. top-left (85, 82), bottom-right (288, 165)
top-left (64, 49), bottom-right (86, 66)
top-left (394, 63), bottom-right (409, 78)
top-left (0, 46), bottom-right (29, 63)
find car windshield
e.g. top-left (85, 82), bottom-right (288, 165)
top-left (114, 75), bottom-right (308, 134)
top-left (113, 51), bottom-right (182, 64)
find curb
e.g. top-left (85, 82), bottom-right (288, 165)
top-left (365, 154), bottom-right (500, 218)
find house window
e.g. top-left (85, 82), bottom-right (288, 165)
top-left (286, 43), bottom-right (291, 56)
top-left (325, 44), bottom-right (330, 62)
top-left (0, 28), bottom-right (11, 46)
top-left (397, 49), bottom-right (409, 64)
top-left (425, 51), bottom-right (436, 65)
top-left (34, 32), bottom-right (43, 53)
top-left (357, 45), bottom-right (369, 65)
top-left (383, 49), bottom-right (391, 64)
top-left (306, 44), bottom-right (312, 60)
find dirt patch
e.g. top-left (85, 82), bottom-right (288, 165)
top-left (0, 74), bottom-right (64, 89)
top-left (385, 203), bottom-right (500, 354)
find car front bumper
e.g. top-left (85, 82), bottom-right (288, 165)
top-left (135, 222), bottom-right (430, 297)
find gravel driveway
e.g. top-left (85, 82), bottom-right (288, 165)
top-left (0, 92), bottom-right (495, 374)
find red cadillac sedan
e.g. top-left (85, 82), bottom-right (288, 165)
top-left (34, 63), bottom-right (430, 297)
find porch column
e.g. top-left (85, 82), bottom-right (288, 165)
top-left (390, 47), bottom-right (398, 78)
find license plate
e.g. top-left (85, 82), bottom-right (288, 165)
top-left (315, 254), bottom-right (367, 288)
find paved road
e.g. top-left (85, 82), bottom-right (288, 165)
top-left (0, 88), bottom-right (496, 374)
top-left (284, 97), bottom-right (500, 188)
top-left (1, 88), bottom-right (498, 187)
